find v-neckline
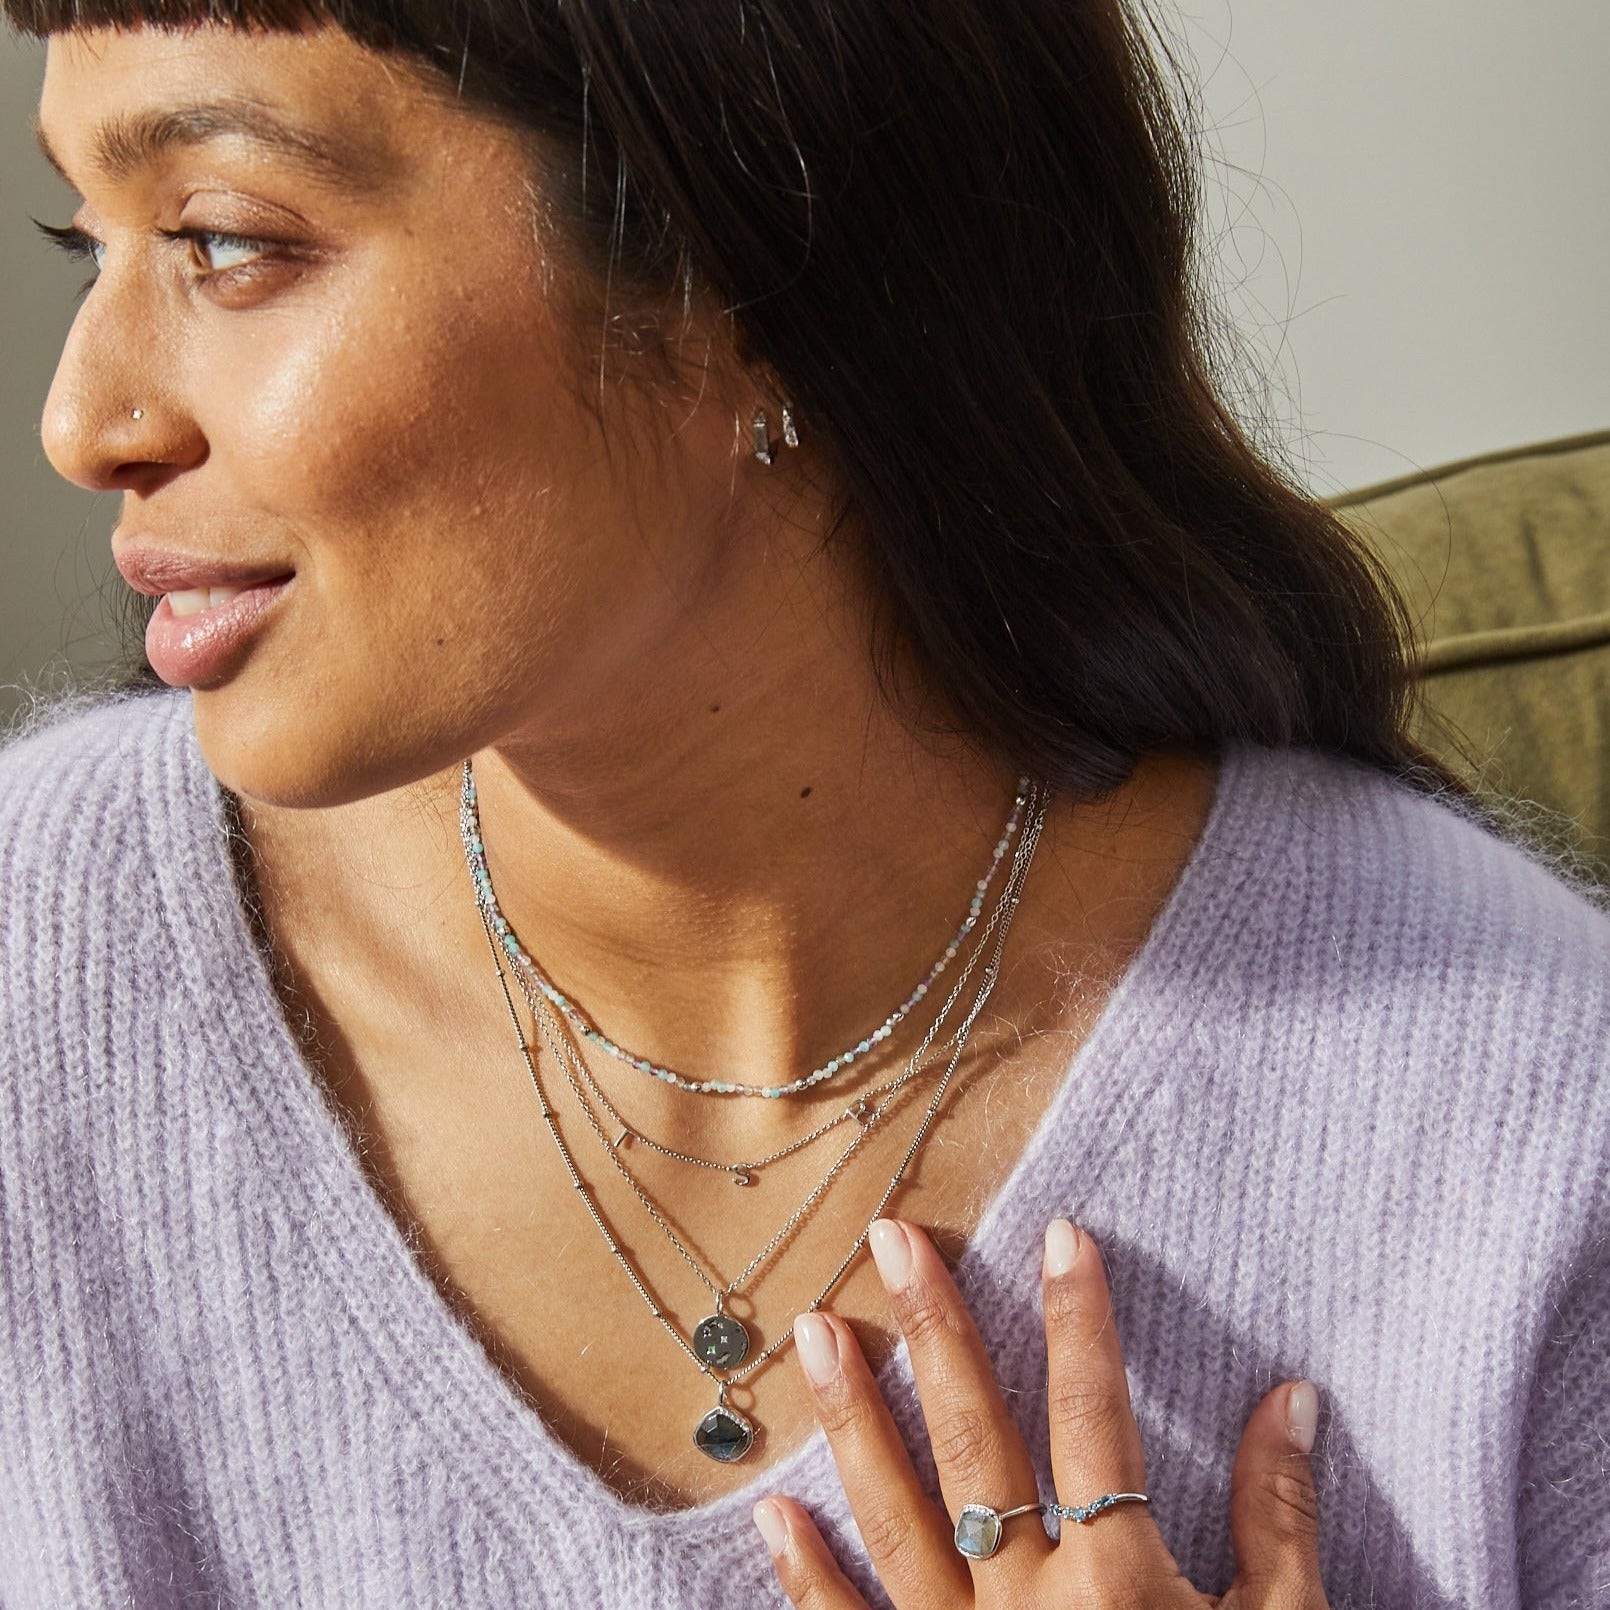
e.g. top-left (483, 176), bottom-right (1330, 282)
top-left (152, 694), bottom-right (1251, 1541)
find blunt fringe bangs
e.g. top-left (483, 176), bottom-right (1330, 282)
top-left (7, 0), bottom-right (1452, 799)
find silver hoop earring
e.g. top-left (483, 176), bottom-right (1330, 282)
top-left (752, 411), bottom-right (773, 466)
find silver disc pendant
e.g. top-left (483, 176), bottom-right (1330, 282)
top-left (694, 1401), bottom-right (755, 1463)
top-left (693, 1312), bottom-right (750, 1369)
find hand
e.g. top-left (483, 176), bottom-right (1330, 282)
top-left (753, 1218), bottom-right (1327, 1609)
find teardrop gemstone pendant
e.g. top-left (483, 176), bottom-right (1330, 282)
top-left (693, 1395), bottom-right (755, 1463)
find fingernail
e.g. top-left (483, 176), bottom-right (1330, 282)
top-left (869, 1219), bottom-right (913, 1290)
top-left (794, 1311), bottom-right (840, 1386)
top-left (753, 1499), bottom-right (788, 1557)
top-left (1286, 1380), bottom-right (1318, 1453)
top-left (1044, 1219), bottom-right (1081, 1278)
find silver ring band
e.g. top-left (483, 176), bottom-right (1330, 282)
top-left (952, 1500), bottom-right (1044, 1560)
top-left (1048, 1491), bottom-right (1150, 1524)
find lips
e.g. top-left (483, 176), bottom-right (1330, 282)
top-left (114, 545), bottom-right (296, 597)
top-left (142, 577), bottom-right (296, 689)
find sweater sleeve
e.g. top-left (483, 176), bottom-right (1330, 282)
top-left (1516, 1220), bottom-right (1610, 1608)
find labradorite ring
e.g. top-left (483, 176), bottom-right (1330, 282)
top-left (952, 1500), bottom-right (1045, 1560)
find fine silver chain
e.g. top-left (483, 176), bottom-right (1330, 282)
top-left (506, 806), bottom-right (1030, 1190)
top-left (547, 1023), bottom-right (940, 1191)
top-left (464, 765), bottom-right (1034, 1098)
top-left (510, 832), bottom-right (1021, 1311)
top-left (473, 784), bottom-right (1049, 1396)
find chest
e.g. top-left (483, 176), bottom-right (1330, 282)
top-left (307, 1012), bottom-right (1074, 1510)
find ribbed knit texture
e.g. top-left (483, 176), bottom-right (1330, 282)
top-left (1, 688), bottom-right (1607, 1609)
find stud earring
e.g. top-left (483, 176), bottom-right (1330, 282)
top-left (131, 408), bottom-right (144, 421)
top-left (752, 404), bottom-right (802, 465)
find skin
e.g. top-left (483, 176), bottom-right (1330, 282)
top-left (33, 20), bottom-right (1328, 1597)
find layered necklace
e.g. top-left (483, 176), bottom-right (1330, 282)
top-left (461, 765), bottom-right (1050, 1460)
top-left (464, 774), bottom-right (1031, 1098)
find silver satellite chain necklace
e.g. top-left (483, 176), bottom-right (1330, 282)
top-left (504, 812), bottom-right (1027, 1190)
top-left (470, 783), bottom-right (1050, 1461)
top-left (533, 1010), bottom-right (939, 1188)
top-left (462, 763), bottom-right (1033, 1098)
top-left (503, 829), bottom-right (1018, 1377)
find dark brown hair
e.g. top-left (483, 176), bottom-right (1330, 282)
top-left (9, 0), bottom-right (1452, 797)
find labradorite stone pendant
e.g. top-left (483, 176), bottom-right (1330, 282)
top-left (693, 1311), bottom-right (750, 1369)
top-left (693, 1395), bottom-right (755, 1463)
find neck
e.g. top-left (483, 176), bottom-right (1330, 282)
top-left (439, 654), bottom-right (1035, 1150)
top-left (232, 513), bottom-right (1217, 1162)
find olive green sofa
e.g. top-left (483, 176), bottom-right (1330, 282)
top-left (1329, 429), bottom-right (1610, 884)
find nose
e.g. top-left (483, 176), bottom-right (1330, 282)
top-left (40, 280), bottom-right (205, 494)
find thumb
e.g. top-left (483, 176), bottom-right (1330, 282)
top-left (1226, 1379), bottom-right (1325, 1606)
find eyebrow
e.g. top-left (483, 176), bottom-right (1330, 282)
top-left (31, 95), bottom-right (398, 194)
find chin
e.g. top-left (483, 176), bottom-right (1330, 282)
top-left (187, 678), bottom-right (466, 813)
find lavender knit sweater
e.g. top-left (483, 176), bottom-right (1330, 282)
top-left (1, 688), bottom-right (1607, 1609)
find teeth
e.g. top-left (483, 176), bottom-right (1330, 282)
top-left (167, 587), bottom-right (244, 618)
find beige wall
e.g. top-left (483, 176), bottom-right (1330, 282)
top-left (3, 8), bottom-right (1608, 723)
top-left (2, 33), bottom-right (122, 728)
top-left (1186, 0), bottom-right (1610, 498)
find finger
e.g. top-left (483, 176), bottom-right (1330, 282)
top-left (1041, 1222), bottom-right (1162, 1576)
top-left (867, 1218), bottom-right (1048, 1569)
top-left (1226, 1380), bottom-right (1325, 1606)
top-left (754, 1495), bottom-right (875, 1610)
top-left (793, 1309), bottom-right (972, 1606)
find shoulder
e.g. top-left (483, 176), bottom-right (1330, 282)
top-left (1206, 739), bottom-right (1610, 978)
top-left (0, 685), bottom-right (206, 902)
top-left (0, 683), bottom-right (196, 836)
top-left (1176, 741), bottom-right (1610, 1226)
top-left (0, 686), bottom-right (219, 1043)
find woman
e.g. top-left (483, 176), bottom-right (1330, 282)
top-left (0, 1), bottom-right (1605, 1606)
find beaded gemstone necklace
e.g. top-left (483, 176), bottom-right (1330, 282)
top-left (461, 763), bottom-right (1033, 1098)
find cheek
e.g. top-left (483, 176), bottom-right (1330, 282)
top-left (202, 272), bottom-right (582, 537)
top-left (185, 262), bottom-right (632, 767)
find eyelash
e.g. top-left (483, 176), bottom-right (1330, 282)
top-left (31, 218), bottom-right (276, 296)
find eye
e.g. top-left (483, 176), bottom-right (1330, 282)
top-left (32, 218), bottom-right (105, 290)
top-left (31, 218), bottom-right (275, 284)
top-left (166, 227), bottom-right (272, 273)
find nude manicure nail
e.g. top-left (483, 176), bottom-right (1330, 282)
top-left (1044, 1218), bottom-right (1081, 1277)
top-left (794, 1312), bottom-right (840, 1385)
top-left (753, 1500), bottom-right (788, 1557)
top-left (1287, 1380), bottom-right (1319, 1453)
top-left (869, 1218), bottom-right (914, 1289)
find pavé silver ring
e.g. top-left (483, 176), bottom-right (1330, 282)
top-left (952, 1500), bottom-right (1044, 1560)
top-left (1049, 1491), bottom-right (1151, 1524)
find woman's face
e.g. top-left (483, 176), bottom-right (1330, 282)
top-left (36, 22), bottom-right (778, 807)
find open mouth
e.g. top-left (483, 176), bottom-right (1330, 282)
top-left (144, 574), bottom-right (296, 688)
